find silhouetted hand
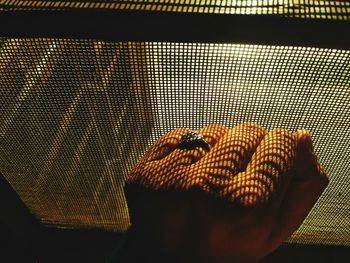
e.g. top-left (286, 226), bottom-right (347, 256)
top-left (125, 123), bottom-right (329, 263)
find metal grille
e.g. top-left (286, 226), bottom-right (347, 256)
top-left (0, 39), bottom-right (349, 246)
top-left (0, 39), bottom-right (154, 230)
top-left (1, 0), bottom-right (349, 20)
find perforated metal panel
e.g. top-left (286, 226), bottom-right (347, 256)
top-left (1, 0), bottom-right (349, 20)
top-left (0, 0), bottom-right (349, 247)
top-left (0, 40), bottom-right (155, 230)
top-left (1, 39), bottom-right (349, 245)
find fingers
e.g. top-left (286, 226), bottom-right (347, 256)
top-left (153, 123), bottom-right (265, 192)
top-left (146, 128), bottom-right (190, 162)
top-left (128, 124), bottom-right (229, 188)
top-left (293, 130), bottom-right (328, 183)
top-left (197, 124), bottom-right (230, 148)
top-left (128, 124), bottom-right (328, 224)
top-left (267, 131), bottom-right (329, 248)
top-left (153, 124), bottom-right (229, 172)
top-left (148, 124), bottom-right (229, 162)
top-left (155, 124), bottom-right (229, 189)
top-left (195, 123), bottom-right (266, 179)
top-left (127, 128), bottom-right (189, 185)
top-left (228, 128), bottom-right (297, 206)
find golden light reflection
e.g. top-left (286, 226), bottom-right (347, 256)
top-left (0, 39), bottom-right (349, 245)
top-left (2, 0), bottom-right (349, 20)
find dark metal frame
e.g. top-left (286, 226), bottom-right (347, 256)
top-left (1, 10), bottom-right (349, 49)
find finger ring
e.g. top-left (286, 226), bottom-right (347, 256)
top-left (178, 131), bottom-right (210, 151)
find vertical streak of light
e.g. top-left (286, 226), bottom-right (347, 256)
top-left (88, 95), bottom-right (121, 224)
top-left (0, 42), bottom-right (58, 137)
top-left (37, 87), bottom-right (84, 185)
top-left (59, 118), bottom-right (94, 209)
top-left (93, 41), bottom-right (123, 155)
top-left (91, 42), bottom-right (124, 221)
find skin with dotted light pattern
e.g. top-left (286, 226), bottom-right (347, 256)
top-left (125, 123), bottom-right (329, 263)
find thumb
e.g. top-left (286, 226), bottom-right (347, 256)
top-left (267, 130), bottom-right (329, 251)
top-left (293, 130), bottom-right (328, 185)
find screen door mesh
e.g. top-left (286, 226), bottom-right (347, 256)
top-left (1, 0), bottom-right (350, 20)
top-left (0, 39), bottom-right (349, 246)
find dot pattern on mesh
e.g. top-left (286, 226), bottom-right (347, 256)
top-left (0, 39), bottom-right (349, 246)
top-left (2, 0), bottom-right (350, 20)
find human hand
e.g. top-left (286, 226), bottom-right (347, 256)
top-left (125, 123), bottom-right (329, 263)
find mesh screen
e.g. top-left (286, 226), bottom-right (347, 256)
top-left (0, 38), bottom-right (349, 246)
top-left (1, 0), bottom-right (349, 20)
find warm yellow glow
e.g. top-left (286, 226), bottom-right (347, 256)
top-left (0, 41), bottom-right (59, 137)
top-left (0, 38), bottom-right (349, 244)
top-left (1, 0), bottom-right (349, 19)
